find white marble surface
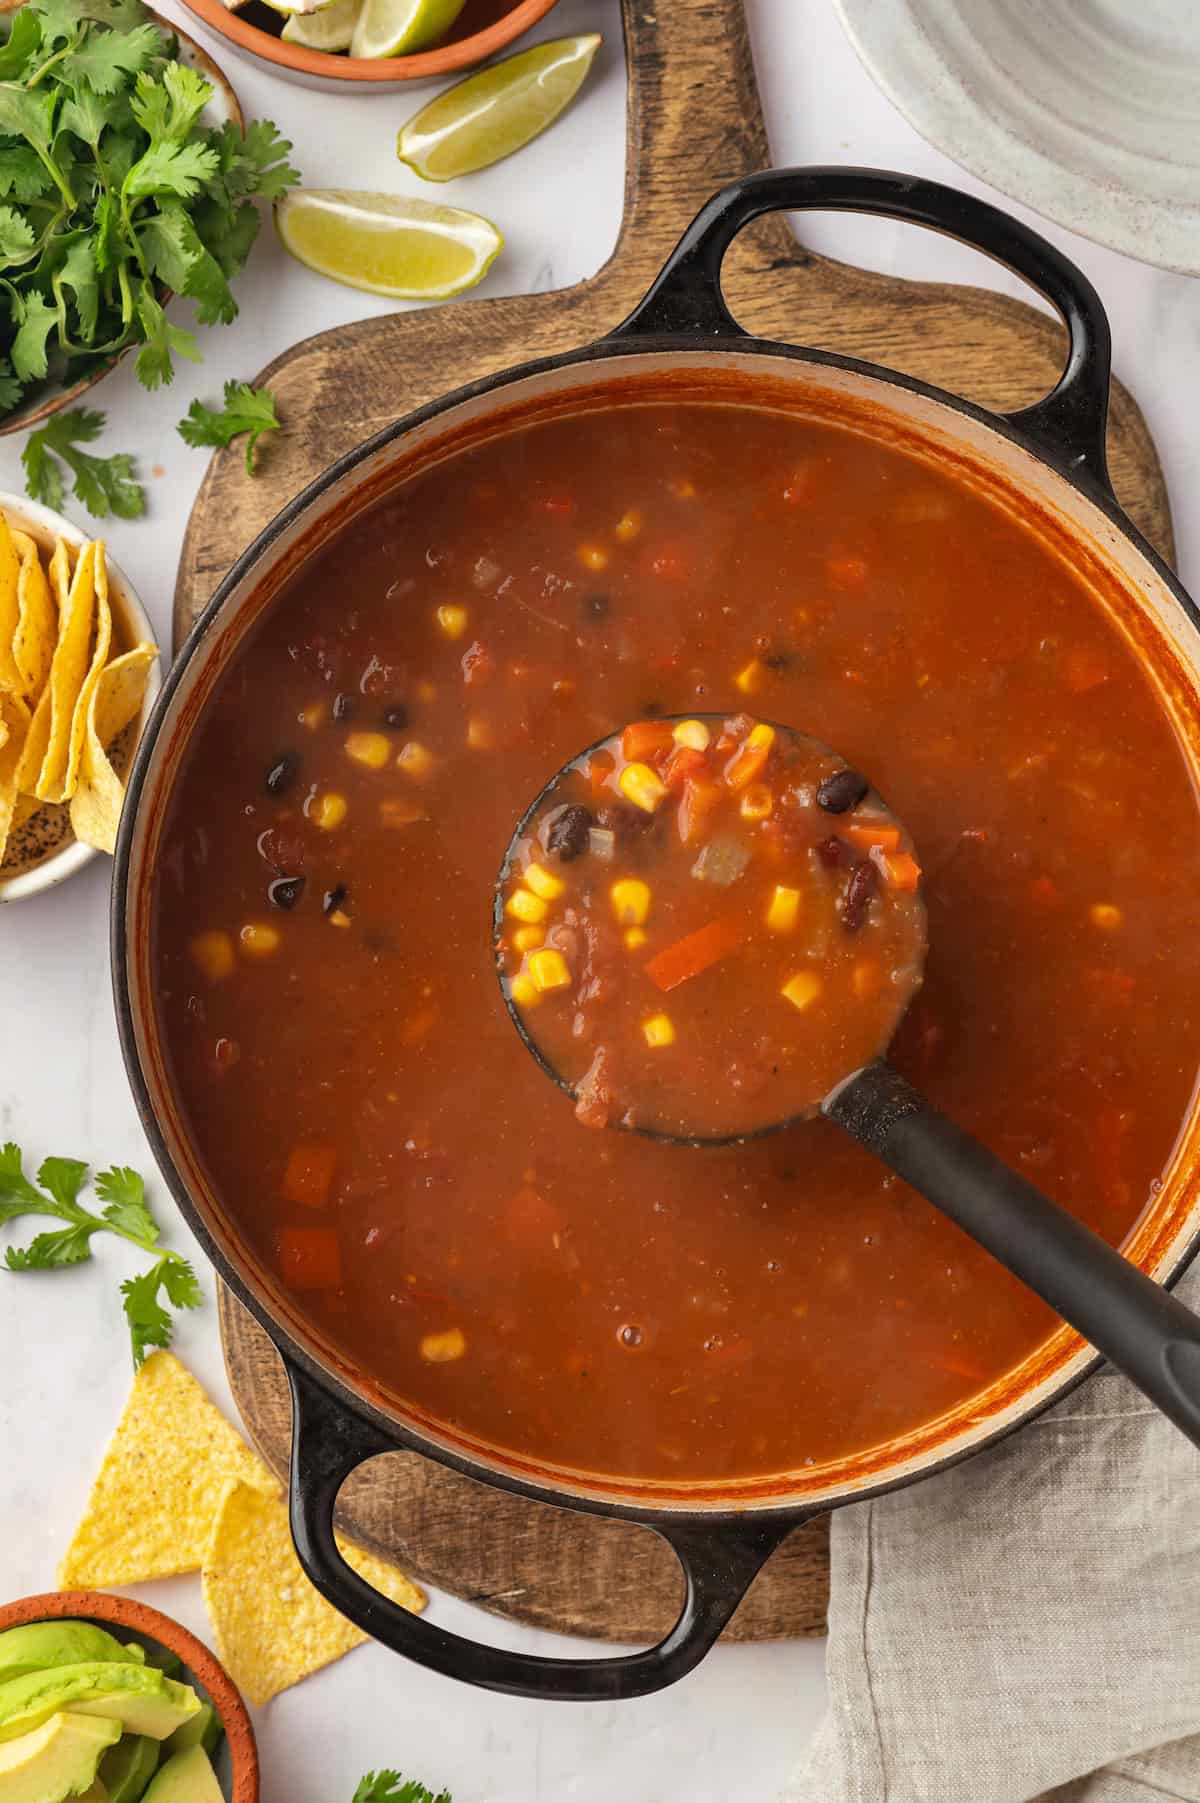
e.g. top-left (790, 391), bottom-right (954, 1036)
top-left (0, 3), bottom-right (1196, 1799)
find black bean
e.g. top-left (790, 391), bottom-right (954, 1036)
top-left (817, 768), bottom-right (869, 813)
top-left (816, 836), bottom-right (845, 867)
top-left (323, 884), bottom-right (347, 915)
top-left (332, 691), bottom-right (354, 721)
top-left (582, 593), bottom-right (609, 621)
top-left (269, 876), bottom-right (305, 910)
top-left (596, 803), bottom-right (654, 842)
top-left (266, 753), bottom-right (298, 796)
top-left (840, 859), bottom-right (879, 932)
top-left (546, 804), bottom-right (593, 862)
top-left (383, 703), bottom-right (409, 730)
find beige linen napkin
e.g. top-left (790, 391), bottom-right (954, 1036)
top-left (783, 1264), bottom-right (1200, 1803)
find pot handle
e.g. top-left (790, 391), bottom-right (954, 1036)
top-left (284, 1359), bottom-right (798, 1701)
top-left (613, 165), bottom-right (1113, 493)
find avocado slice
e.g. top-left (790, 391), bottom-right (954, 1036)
top-left (0, 1624), bottom-right (144, 1684)
top-left (0, 1709), bottom-right (120, 1803)
top-left (100, 1733), bottom-right (161, 1803)
top-left (162, 1702), bottom-right (219, 1760)
top-left (141, 1744), bottom-right (222, 1803)
top-left (140, 1649), bottom-right (181, 1680)
top-left (0, 1665), bottom-right (200, 1745)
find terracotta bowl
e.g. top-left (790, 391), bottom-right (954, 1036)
top-left (178, 0), bottom-right (561, 89)
top-left (0, 1590), bottom-right (259, 1803)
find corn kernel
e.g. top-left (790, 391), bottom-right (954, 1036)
top-left (308, 791), bottom-right (347, 831)
top-left (397, 740), bottom-right (434, 780)
top-left (345, 730), bottom-right (391, 769)
top-left (524, 862), bottom-right (565, 901)
top-left (507, 888), bottom-right (548, 924)
top-left (766, 885), bottom-right (801, 933)
top-left (781, 971), bottom-right (823, 1012)
top-left (619, 761), bottom-right (668, 813)
top-left (746, 723), bottom-right (776, 754)
top-left (611, 877), bottom-right (651, 925)
top-left (734, 659), bottom-right (766, 696)
top-left (240, 922), bottom-right (281, 958)
top-left (299, 702), bottom-right (325, 730)
top-left (328, 909), bottom-right (352, 929)
top-left (624, 927), bottom-right (648, 950)
top-left (420, 1327), bottom-right (466, 1363)
top-left (436, 604), bottom-right (469, 640)
top-left (578, 543), bottom-right (609, 572)
top-left (1090, 903), bottom-right (1123, 931)
top-left (509, 972), bottom-right (540, 1009)
top-left (512, 925), bottom-right (545, 952)
top-left (466, 715), bottom-right (493, 749)
top-left (672, 718), bottom-right (711, 751)
top-left (615, 509), bottom-right (642, 543)
top-left (642, 1012), bottom-right (676, 1048)
top-left (528, 947), bottom-right (571, 992)
top-left (740, 783), bottom-right (774, 821)
top-left (190, 930), bottom-right (234, 983)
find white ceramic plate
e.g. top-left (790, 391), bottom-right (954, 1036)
top-left (835, 0), bottom-right (1200, 275)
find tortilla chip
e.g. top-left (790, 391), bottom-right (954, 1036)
top-left (63, 541), bottom-right (111, 802)
top-left (202, 1480), bottom-right (426, 1706)
top-left (69, 643), bottom-right (157, 854)
top-left (0, 513), bottom-right (23, 692)
top-left (0, 690), bottom-right (30, 866)
top-left (58, 1351), bottom-right (279, 1588)
top-left (32, 540), bottom-right (108, 804)
top-left (9, 529), bottom-right (55, 700)
top-left (13, 543), bottom-right (68, 797)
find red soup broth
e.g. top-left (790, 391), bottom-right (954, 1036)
top-left (152, 397), bottom-right (1200, 1483)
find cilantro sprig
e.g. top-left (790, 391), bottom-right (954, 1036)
top-left (0, 0), bottom-right (298, 421)
top-left (353, 1777), bottom-right (451, 1803)
top-left (22, 407), bottom-right (143, 517)
top-left (178, 380), bottom-right (280, 474)
top-left (0, 1142), bottom-right (202, 1368)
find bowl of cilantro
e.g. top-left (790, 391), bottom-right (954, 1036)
top-left (0, 0), bottom-right (298, 436)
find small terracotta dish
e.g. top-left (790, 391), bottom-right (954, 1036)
top-left (0, 1590), bottom-right (259, 1802)
top-left (0, 492), bottom-right (162, 904)
top-left (178, 0), bottom-right (561, 89)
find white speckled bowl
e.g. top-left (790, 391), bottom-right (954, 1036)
top-left (0, 494), bottom-right (161, 904)
top-left (835, 0), bottom-right (1200, 275)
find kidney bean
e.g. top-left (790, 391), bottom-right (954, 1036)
top-left (840, 859), bottom-right (878, 932)
top-left (547, 804), bottom-right (594, 862)
top-left (817, 768), bottom-right (869, 813)
top-left (816, 836), bottom-right (845, 867)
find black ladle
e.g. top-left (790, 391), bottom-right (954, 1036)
top-left (495, 717), bottom-right (1200, 1450)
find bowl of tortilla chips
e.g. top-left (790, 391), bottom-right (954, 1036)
top-left (0, 494), bottom-right (160, 902)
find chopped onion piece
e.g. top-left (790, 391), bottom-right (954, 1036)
top-left (588, 828), bottom-right (616, 861)
top-left (691, 835), bottom-right (751, 887)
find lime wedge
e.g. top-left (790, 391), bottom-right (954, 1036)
top-left (282, 0), bottom-right (361, 48)
top-left (260, 0), bottom-right (332, 16)
top-left (397, 33), bottom-right (602, 181)
top-left (275, 190), bottom-right (502, 300)
top-left (350, 0), bottom-right (466, 59)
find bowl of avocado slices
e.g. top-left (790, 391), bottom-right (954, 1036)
top-left (0, 1592), bottom-right (257, 1803)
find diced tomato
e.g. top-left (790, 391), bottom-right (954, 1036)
top-left (645, 916), bottom-right (744, 991)
top-left (279, 1226), bottom-right (342, 1291)
top-left (662, 746), bottom-right (707, 792)
top-left (621, 720), bottom-right (675, 763)
top-left (461, 639), bottom-right (494, 686)
top-left (842, 819), bottom-right (901, 854)
top-left (826, 554), bottom-right (869, 588)
top-left (1065, 645), bottom-right (1109, 693)
top-left (676, 775), bottom-right (723, 845)
top-left (280, 1141), bottom-right (337, 1209)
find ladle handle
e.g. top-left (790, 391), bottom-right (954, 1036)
top-left (826, 1062), bottom-right (1200, 1449)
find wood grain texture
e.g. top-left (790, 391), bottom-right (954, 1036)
top-left (190, 0), bottom-right (1175, 1643)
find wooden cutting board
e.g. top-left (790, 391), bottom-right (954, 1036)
top-left (181, 0), bottom-right (1175, 1643)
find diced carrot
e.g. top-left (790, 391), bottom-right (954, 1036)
top-left (826, 554), bottom-right (868, 588)
top-left (645, 916), bottom-right (744, 991)
top-left (724, 740), bottom-right (771, 791)
top-left (279, 1226), bottom-right (342, 1291)
top-left (622, 720), bottom-right (675, 763)
top-left (842, 819), bottom-right (902, 854)
top-left (1029, 875), bottom-right (1060, 908)
top-left (662, 745), bottom-right (708, 792)
top-left (677, 775), bottom-right (723, 845)
top-left (588, 748), bottom-right (616, 794)
top-left (280, 1141), bottom-right (337, 1210)
top-left (874, 848), bottom-right (922, 892)
top-left (460, 640), bottom-right (494, 686)
top-left (1065, 645), bottom-right (1108, 693)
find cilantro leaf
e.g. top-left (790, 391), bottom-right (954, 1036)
top-left (0, 204), bottom-right (35, 266)
top-left (10, 290), bottom-right (57, 380)
top-left (352, 1776), bottom-right (452, 1803)
top-left (36, 1156), bottom-right (89, 1210)
top-left (22, 408), bottom-right (145, 518)
top-left (68, 19), bottom-right (160, 94)
top-left (124, 137), bottom-right (218, 205)
top-left (96, 1165), bottom-right (159, 1243)
top-left (120, 1261), bottom-right (174, 1366)
top-left (6, 1222), bottom-right (97, 1269)
top-left (57, 234), bottom-right (99, 340)
top-left (0, 359), bottom-right (20, 411)
top-left (236, 118), bottom-right (299, 203)
top-left (178, 380), bottom-right (280, 473)
top-left (0, 9), bottom-right (42, 81)
top-left (133, 285), bottom-right (199, 389)
top-left (160, 1257), bottom-right (202, 1311)
top-left (0, 1141), bottom-right (49, 1212)
top-left (130, 62), bottom-right (211, 143)
top-left (0, 146), bottom-right (52, 205)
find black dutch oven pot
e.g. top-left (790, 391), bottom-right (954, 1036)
top-left (113, 169), bottom-right (1200, 1702)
